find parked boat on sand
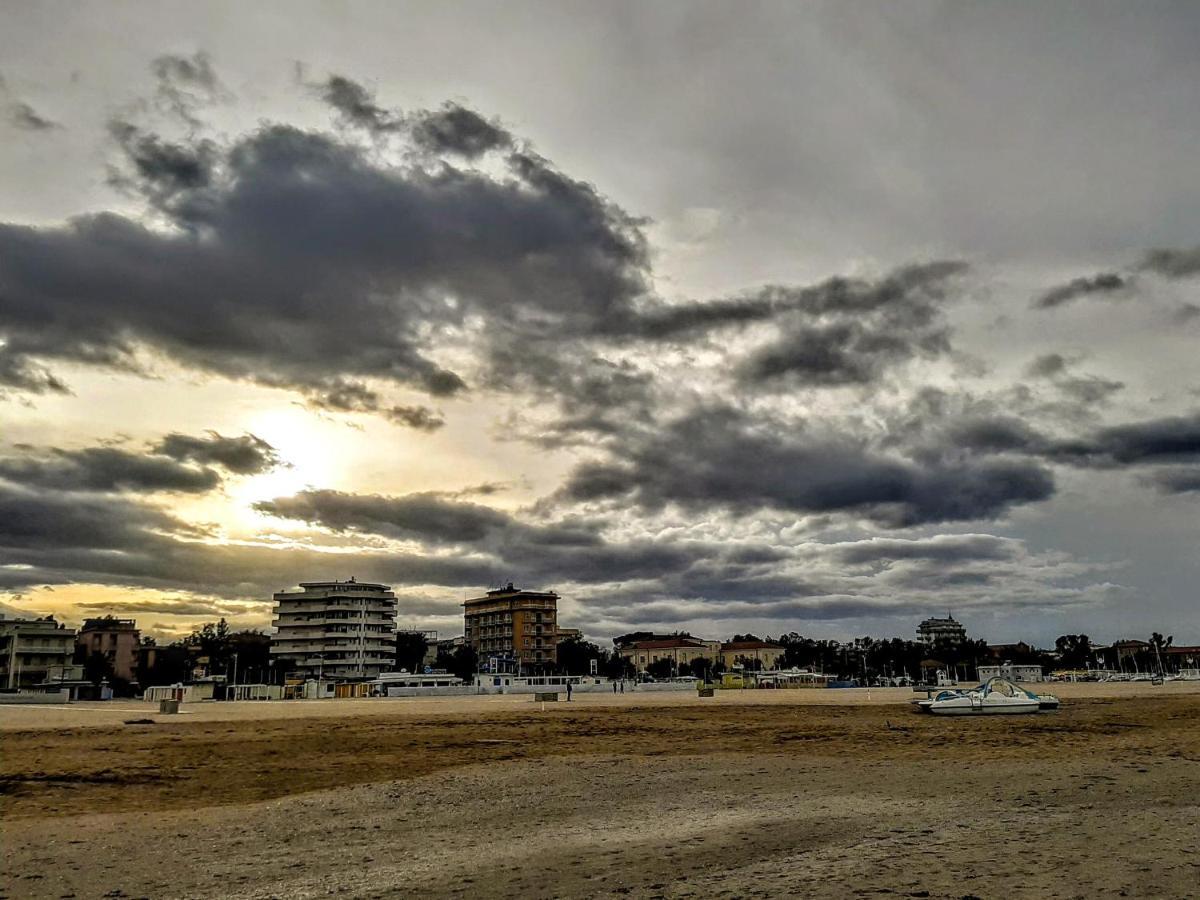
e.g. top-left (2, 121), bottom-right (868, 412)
top-left (913, 677), bottom-right (1059, 716)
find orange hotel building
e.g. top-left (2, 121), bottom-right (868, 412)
top-left (464, 584), bottom-right (559, 671)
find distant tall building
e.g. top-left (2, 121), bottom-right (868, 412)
top-left (916, 615), bottom-right (967, 647)
top-left (270, 579), bottom-right (397, 679)
top-left (0, 615), bottom-right (81, 689)
top-left (76, 617), bottom-right (140, 682)
top-left (464, 584), bottom-right (559, 670)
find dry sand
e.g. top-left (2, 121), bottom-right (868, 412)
top-left (2, 684), bottom-right (1198, 899)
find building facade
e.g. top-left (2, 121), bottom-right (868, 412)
top-left (720, 640), bottom-right (785, 670)
top-left (76, 617), bottom-right (140, 682)
top-left (0, 615), bottom-right (82, 689)
top-left (620, 637), bottom-right (721, 674)
top-left (916, 616), bottom-right (967, 647)
top-left (977, 663), bottom-right (1045, 683)
top-left (270, 579), bottom-right (398, 679)
top-left (464, 584), bottom-right (559, 670)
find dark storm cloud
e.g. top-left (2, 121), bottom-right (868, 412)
top-left (153, 431), bottom-right (281, 475)
top-left (253, 488), bottom-right (741, 587)
top-left (941, 408), bottom-right (1200, 475)
top-left (616, 260), bottom-right (966, 343)
top-left (1046, 413), bottom-right (1200, 467)
top-left (734, 261), bottom-right (963, 387)
top-left (0, 481), bottom-right (495, 595)
top-left (0, 106), bottom-right (649, 403)
top-left (0, 482), bottom-right (194, 550)
top-left (9, 101), bottom-right (60, 131)
top-left (319, 75), bottom-right (401, 133)
top-left (108, 121), bottom-right (217, 207)
top-left (0, 431), bottom-right (279, 494)
top-left (318, 75), bottom-right (513, 157)
top-left (560, 404), bottom-right (1055, 527)
top-left (410, 103), bottom-right (513, 158)
top-left (1033, 272), bottom-right (1127, 309)
top-left (256, 489), bottom-right (514, 543)
top-left (0, 447), bottom-right (219, 494)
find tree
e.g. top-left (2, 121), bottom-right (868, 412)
top-left (434, 644), bottom-right (477, 682)
top-left (685, 656), bottom-right (713, 680)
top-left (396, 631), bottom-right (430, 674)
top-left (83, 651), bottom-right (114, 687)
top-left (556, 637), bottom-right (606, 675)
top-left (1055, 634), bottom-right (1093, 670)
top-left (646, 658), bottom-right (675, 680)
top-left (228, 631), bottom-right (271, 683)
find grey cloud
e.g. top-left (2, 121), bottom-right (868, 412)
top-left (256, 489), bottom-right (513, 543)
top-left (1027, 353), bottom-right (1068, 378)
top-left (411, 103), bottom-right (513, 158)
top-left (1139, 244), bottom-right (1200, 279)
top-left (154, 431), bottom-right (281, 475)
top-left (735, 261), bottom-right (964, 387)
top-left (1143, 467), bottom-right (1200, 494)
top-left (561, 404), bottom-right (1055, 527)
top-left (385, 405), bottom-right (445, 431)
top-left (0, 483), bottom-right (194, 551)
top-left (1024, 353), bottom-right (1123, 406)
top-left (75, 597), bottom-right (260, 616)
top-left (0, 353), bottom-right (69, 395)
top-left (253, 488), bottom-right (728, 588)
top-left (0, 446), bottom-right (219, 494)
top-left (1056, 375), bottom-right (1124, 406)
top-left (830, 534), bottom-right (1021, 566)
top-left (320, 75), bottom-right (401, 133)
top-left (109, 121), bottom-right (217, 209)
top-left (1047, 412), bottom-right (1200, 467)
top-left (1033, 272), bottom-right (1127, 309)
top-left (946, 410), bottom-right (1200, 472)
top-left (305, 381), bottom-right (444, 430)
top-left (9, 101), bottom-right (60, 131)
top-left (617, 260), bottom-right (966, 343)
top-left (150, 51), bottom-right (228, 125)
top-left (0, 110), bottom-right (648, 405)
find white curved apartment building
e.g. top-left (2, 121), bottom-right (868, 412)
top-left (269, 579), bottom-right (397, 679)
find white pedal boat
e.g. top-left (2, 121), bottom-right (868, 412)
top-left (914, 677), bottom-right (1052, 715)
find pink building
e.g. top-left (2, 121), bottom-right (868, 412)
top-left (76, 617), bottom-right (141, 682)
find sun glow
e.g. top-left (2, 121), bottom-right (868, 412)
top-left (221, 407), bottom-right (347, 534)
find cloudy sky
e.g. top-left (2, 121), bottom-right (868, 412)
top-left (1, 1), bottom-right (1198, 646)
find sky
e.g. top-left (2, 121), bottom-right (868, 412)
top-left (1, 0), bottom-right (1198, 647)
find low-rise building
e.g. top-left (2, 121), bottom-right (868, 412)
top-left (720, 640), bottom-right (785, 670)
top-left (620, 636), bottom-right (721, 674)
top-left (76, 617), bottom-right (140, 682)
top-left (977, 663), bottom-right (1045, 683)
top-left (0, 615), bottom-right (82, 689)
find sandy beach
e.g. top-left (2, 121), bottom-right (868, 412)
top-left (2, 683), bottom-right (1198, 899)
